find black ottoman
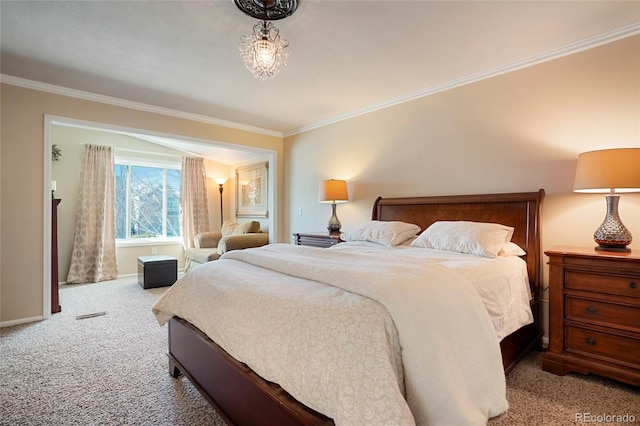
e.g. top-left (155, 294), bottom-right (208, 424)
top-left (137, 255), bottom-right (178, 289)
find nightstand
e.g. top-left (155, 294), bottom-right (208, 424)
top-left (543, 246), bottom-right (640, 386)
top-left (293, 232), bottom-right (342, 248)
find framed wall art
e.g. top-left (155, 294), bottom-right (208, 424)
top-left (236, 162), bottom-right (268, 218)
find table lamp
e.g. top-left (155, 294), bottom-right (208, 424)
top-left (318, 179), bottom-right (349, 234)
top-left (573, 148), bottom-right (640, 252)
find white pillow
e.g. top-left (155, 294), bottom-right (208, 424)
top-left (410, 221), bottom-right (515, 258)
top-left (498, 241), bottom-right (526, 257)
top-left (342, 221), bottom-right (421, 247)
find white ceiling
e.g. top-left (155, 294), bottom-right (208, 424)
top-left (2, 1), bottom-right (639, 141)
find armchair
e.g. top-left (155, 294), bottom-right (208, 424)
top-left (184, 221), bottom-right (269, 272)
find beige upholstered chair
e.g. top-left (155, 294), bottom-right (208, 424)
top-left (184, 221), bottom-right (269, 272)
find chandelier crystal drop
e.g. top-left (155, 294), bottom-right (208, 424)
top-left (239, 21), bottom-right (289, 80)
top-left (234, 0), bottom-right (296, 80)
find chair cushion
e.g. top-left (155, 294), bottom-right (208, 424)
top-left (185, 248), bottom-right (221, 263)
top-left (194, 231), bottom-right (222, 249)
top-left (218, 233), bottom-right (269, 254)
top-left (221, 220), bottom-right (260, 236)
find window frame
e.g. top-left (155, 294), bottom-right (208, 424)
top-left (114, 156), bottom-right (182, 247)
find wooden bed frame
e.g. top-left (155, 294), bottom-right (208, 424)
top-left (167, 189), bottom-right (545, 425)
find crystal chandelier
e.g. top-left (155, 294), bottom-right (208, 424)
top-left (234, 0), bottom-right (297, 80)
top-left (239, 21), bottom-right (289, 79)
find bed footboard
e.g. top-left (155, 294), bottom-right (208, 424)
top-left (168, 317), bottom-right (333, 426)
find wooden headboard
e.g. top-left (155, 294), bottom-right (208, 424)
top-left (372, 189), bottom-right (545, 299)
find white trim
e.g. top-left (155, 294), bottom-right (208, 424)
top-left (116, 238), bottom-right (183, 248)
top-left (113, 273), bottom-right (138, 279)
top-left (268, 150), bottom-right (278, 242)
top-left (0, 75), bottom-right (282, 138)
top-left (1, 316), bottom-right (45, 328)
top-left (43, 117), bottom-right (54, 321)
top-left (284, 22), bottom-right (640, 136)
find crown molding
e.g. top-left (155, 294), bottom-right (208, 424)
top-left (2, 21), bottom-right (638, 139)
top-left (284, 22), bottom-right (640, 137)
top-left (0, 74), bottom-right (283, 138)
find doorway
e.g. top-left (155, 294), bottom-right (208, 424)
top-left (43, 115), bottom-right (277, 319)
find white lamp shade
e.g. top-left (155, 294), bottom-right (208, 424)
top-left (573, 148), bottom-right (640, 193)
top-left (214, 177), bottom-right (228, 185)
top-left (318, 179), bottom-right (349, 203)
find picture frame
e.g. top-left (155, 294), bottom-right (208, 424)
top-left (236, 162), bottom-right (268, 218)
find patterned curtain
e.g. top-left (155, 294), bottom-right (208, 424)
top-left (67, 145), bottom-right (118, 283)
top-left (181, 157), bottom-right (210, 249)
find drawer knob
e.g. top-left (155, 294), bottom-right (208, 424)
top-left (586, 306), bottom-right (597, 314)
top-left (586, 337), bottom-right (596, 346)
top-left (631, 281), bottom-right (638, 289)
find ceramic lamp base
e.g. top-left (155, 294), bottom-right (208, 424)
top-left (326, 202), bottom-right (342, 234)
top-left (593, 194), bottom-right (632, 251)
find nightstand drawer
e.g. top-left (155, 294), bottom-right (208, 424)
top-left (565, 270), bottom-right (640, 298)
top-left (545, 247), bottom-right (640, 385)
top-left (566, 297), bottom-right (640, 332)
top-left (565, 326), bottom-right (640, 366)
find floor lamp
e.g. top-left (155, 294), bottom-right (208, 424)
top-left (214, 177), bottom-right (228, 227)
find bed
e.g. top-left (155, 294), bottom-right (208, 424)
top-left (153, 189), bottom-right (544, 425)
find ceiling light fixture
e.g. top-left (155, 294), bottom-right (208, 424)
top-left (234, 0), bottom-right (297, 80)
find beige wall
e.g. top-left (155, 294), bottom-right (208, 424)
top-left (284, 36), bottom-right (640, 339)
top-left (0, 85), bottom-right (283, 324)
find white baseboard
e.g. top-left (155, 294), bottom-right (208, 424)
top-left (1, 316), bottom-right (44, 328)
top-left (5, 272), bottom-right (185, 327)
top-left (60, 271), bottom-right (186, 284)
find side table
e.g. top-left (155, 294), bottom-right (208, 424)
top-left (293, 232), bottom-right (342, 248)
top-left (543, 246), bottom-right (640, 386)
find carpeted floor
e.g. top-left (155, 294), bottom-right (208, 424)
top-left (493, 349), bottom-right (639, 426)
top-left (1, 277), bottom-right (638, 425)
top-left (1, 277), bottom-right (224, 426)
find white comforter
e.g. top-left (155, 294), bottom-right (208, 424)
top-left (330, 241), bottom-right (533, 340)
top-left (153, 243), bottom-right (511, 425)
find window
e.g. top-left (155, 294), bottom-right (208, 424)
top-left (115, 162), bottom-right (181, 241)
